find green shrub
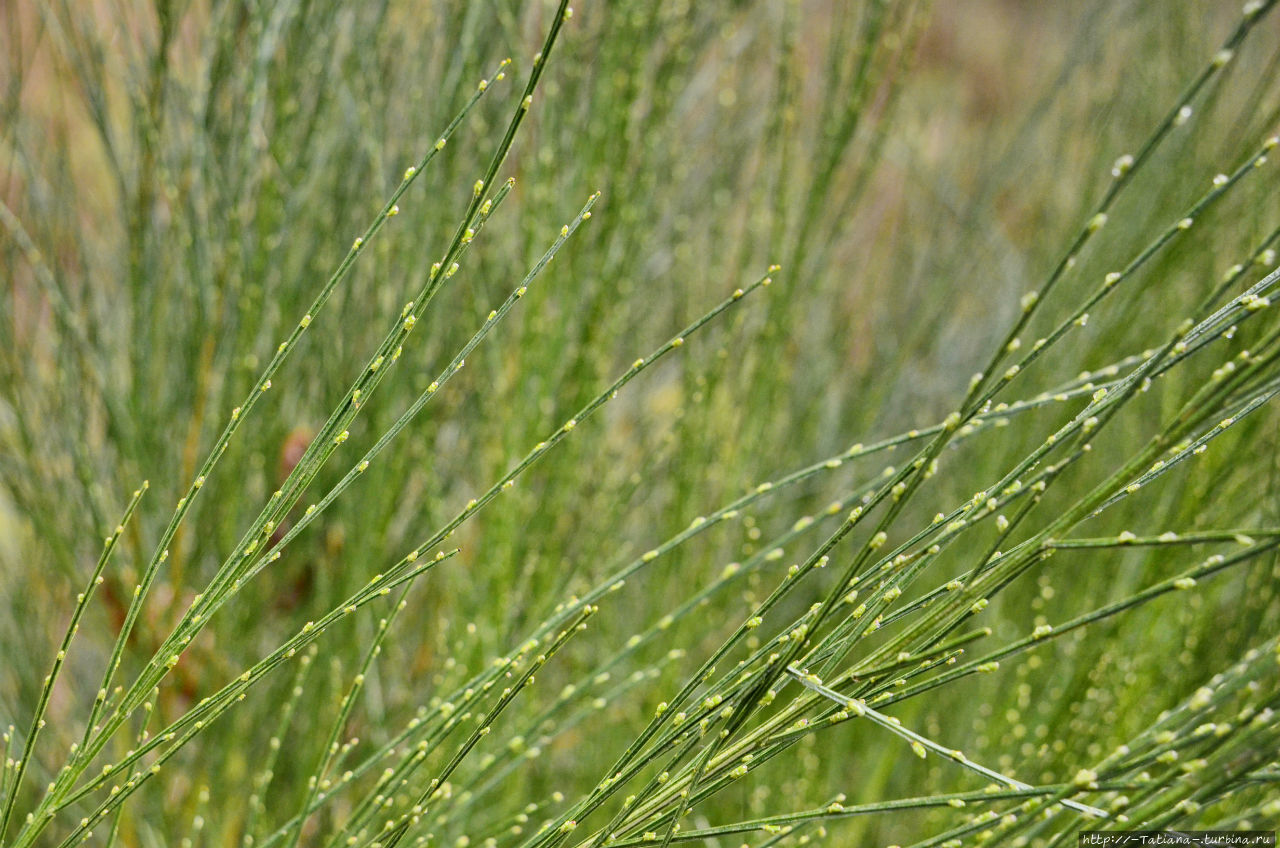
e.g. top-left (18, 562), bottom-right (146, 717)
top-left (3, 1), bottom-right (1279, 846)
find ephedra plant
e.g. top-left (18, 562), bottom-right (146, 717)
top-left (2, 1), bottom-right (1280, 846)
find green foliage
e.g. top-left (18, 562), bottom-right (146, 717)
top-left (3, 1), bottom-right (1280, 846)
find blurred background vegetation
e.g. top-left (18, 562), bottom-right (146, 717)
top-left (3, 0), bottom-right (1280, 845)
